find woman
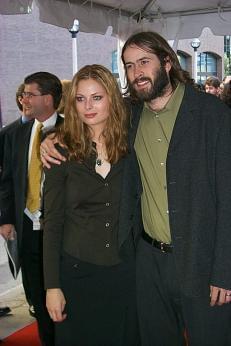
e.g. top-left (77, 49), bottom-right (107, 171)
top-left (56, 79), bottom-right (72, 115)
top-left (220, 80), bottom-right (231, 108)
top-left (43, 64), bottom-right (141, 346)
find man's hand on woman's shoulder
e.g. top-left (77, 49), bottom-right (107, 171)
top-left (40, 133), bottom-right (66, 168)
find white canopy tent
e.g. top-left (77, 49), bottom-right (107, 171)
top-left (1, 1), bottom-right (231, 84)
top-left (1, 0), bottom-right (231, 124)
top-left (2, 0), bottom-right (231, 80)
top-left (1, 0), bottom-right (231, 40)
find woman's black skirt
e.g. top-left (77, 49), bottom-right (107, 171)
top-left (55, 252), bottom-right (140, 346)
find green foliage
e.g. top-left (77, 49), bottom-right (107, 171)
top-left (224, 53), bottom-right (231, 75)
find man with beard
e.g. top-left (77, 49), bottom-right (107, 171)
top-left (40, 32), bottom-right (231, 346)
top-left (121, 31), bottom-right (231, 346)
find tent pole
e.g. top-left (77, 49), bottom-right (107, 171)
top-left (69, 19), bottom-right (80, 75)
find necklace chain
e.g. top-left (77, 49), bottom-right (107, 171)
top-left (95, 141), bottom-right (106, 166)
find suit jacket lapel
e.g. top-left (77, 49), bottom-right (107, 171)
top-left (118, 149), bottom-right (142, 248)
top-left (129, 101), bottom-right (143, 147)
top-left (118, 101), bottom-right (143, 248)
top-left (168, 84), bottom-right (199, 154)
top-left (17, 120), bottom-right (34, 169)
top-left (55, 113), bottom-right (64, 126)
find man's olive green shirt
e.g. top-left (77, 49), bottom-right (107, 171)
top-left (134, 83), bottom-right (185, 243)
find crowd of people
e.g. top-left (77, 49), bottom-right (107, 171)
top-left (0, 31), bottom-right (231, 346)
top-left (201, 75), bottom-right (231, 107)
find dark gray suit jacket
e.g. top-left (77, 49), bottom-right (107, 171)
top-left (0, 115), bottom-right (63, 256)
top-left (128, 83), bottom-right (231, 296)
top-left (0, 118), bottom-right (23, 174)
top-left (117, 142), bottom-right (143, 258)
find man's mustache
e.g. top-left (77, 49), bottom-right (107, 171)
top-left (132, 77), bottom-right (152, 86)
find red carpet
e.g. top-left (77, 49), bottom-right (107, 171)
top-left (3, 322), bottom-right (40, 345)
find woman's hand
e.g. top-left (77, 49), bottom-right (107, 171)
top-left (40, 134), bottom-right (66, 169)
top-left (46, 288), bottom-right (67, 322)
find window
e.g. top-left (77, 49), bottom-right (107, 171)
top-left (177, 52), bottom-right (187, 70)
top-left (197, 53), bottom-right (217, 84)
top-left (111, 50), bottom-right (118, 74)
top-left (224, 36), bottom-right (231, 75)
top-left (224, 36), bottom-right (231, 57)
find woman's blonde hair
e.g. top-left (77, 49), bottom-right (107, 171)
top-left (57, 79), bottom-right (72, 114)
top-left (58, 64), bottom-right (128, 163)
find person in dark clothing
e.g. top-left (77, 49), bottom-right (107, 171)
top-left (1, 82), bottom-right (37, 307)
top-left (220, 80), bottom-right (231, 107)
top-left (42, 65), bottom-right (141, 346)
top-left (121, 31), bottom-right (231, 346)
top-left (0, 72), bottom-right (63, 346)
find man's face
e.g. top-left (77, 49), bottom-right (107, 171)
top-left (205, 85), bottom-right (220, 96)
top-left (21, 82), bottom-right (48, 120)
top-left (123, 44), bottom-right (170, 102)
top-left (18, 96), bottom-right (33, 120)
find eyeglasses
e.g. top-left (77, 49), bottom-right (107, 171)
top-left (21, 92), bottom-right (47, 99)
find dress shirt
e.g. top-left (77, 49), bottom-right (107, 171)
top-left (24, 113), bottom-right (58, 222)
top-left (135, 83), bottom-right (185, 243)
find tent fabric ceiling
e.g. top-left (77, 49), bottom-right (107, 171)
top-left (0, 0), bottom-right (33, 15)
top-left (35, 0), bottom-right (231, 40)
top-left (1, 0), bottom-right (231, 40)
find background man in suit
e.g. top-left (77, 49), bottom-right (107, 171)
top-left (0, 82), bottom-right (34, 319)
top-left (0, 83), bottom-right (28, 173)
top-left (0, 72), bottom-right (62, 346)
top-left (121, 31), bottom-right (231, 346)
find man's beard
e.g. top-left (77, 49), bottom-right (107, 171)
top-left (129, 65), bottom-right (170, 102)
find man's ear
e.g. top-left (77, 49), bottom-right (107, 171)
top-left (44, 94), bottom-right (53, 106)
top-left (164, 56), bottom-right (172, 72)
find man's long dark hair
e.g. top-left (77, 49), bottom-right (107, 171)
top-left (121, 31), bottom-right (193, 98)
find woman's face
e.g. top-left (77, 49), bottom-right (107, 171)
top-left (75, 78), bottom-right (110, 134)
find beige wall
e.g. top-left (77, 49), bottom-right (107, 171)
top-left (0, 4), bottom-right (117, 125)
top-left (177, 27), bottom-right (224, 81)
top-left (0, 11), bottom-right (227, 126)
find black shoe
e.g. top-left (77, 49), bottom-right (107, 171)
top-left (0, 306), bottom-right (11, 317)
top-left (29, 305), bottom-right (36, 318)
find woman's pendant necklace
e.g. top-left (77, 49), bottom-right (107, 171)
top-left (96, 157), bottom-right (103, 166)
top-left (95, 140), bottom-right (106, 167)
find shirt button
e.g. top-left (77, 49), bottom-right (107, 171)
top-left (157, 138), bottom-right (162, 142)
top-left (106, 223), bottom-right (110, 227)
top-left (105, 183), bottom-right (109, 187)
top-left (160, 162), bottom-right (165, 166)
top-left (105, 243), bottom-right (110, 248)
top-left (166, 210), bottom-right (169, 214)
top-left (106, 202), bottom-right (110, 207)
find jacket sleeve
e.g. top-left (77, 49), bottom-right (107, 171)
top-left (43, 147), bottom-right (67, 289)
top-left (210, 105), bottom-right (231, 289)
top-left (0, 132), bottom-right (16, 226)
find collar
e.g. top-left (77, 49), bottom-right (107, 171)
top-left (144, 83), bottom-right (185, 116)
top-left (34, 112), bottom-right (57, 130)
